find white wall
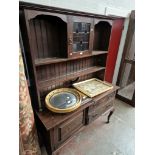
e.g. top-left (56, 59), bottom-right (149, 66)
top-left (20, 0), bottom-right (135, 16)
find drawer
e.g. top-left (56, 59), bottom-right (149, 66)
top-left (57, 112), bottom-right (84, 143)
top-left (89, 92), bottom-right (115, 113)
top-left (88, 101), bottom-right (113, 123)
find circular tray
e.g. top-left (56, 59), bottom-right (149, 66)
top-left (45, 88), bottom-right (82, 113)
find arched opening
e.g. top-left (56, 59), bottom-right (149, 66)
top-left (93, 21), bottom-right (112, 51)
top-left (29, 15), bottom-right (67, 59)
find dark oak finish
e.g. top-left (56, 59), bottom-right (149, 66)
top-left (35, 86), bottom-right (118, 154)
top-left (36, 86), bottom-right (118, 130)
top-left (67, 16), bottom-right (94, 58)
top-left (35, 51), bottom-right (108, 66)
top-left (116, 10), bottom-right (135, 107)
top-left (88, 101), bottom-right (114, 124)
top-left (25, 9), bottom-right (68, 59)
top-left (19, 2), bottom-right (123, 155)
top-left (93, 19), bottom-right (112, 51)
top-left (38, 66), bottom-right (105, 89)
top-left (87, 91), bottom-right (115, 124)
top-left (106, 110), bottom-right (114, 123)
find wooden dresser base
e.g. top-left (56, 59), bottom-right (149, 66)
top-left (35, 86), bottom-right (118, 155)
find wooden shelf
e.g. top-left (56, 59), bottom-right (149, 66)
top-left (38, 66), bottom-right (105, 89)
top-left (35, 51), bottom-right (108, 66)
top-left (73, 32), bottom-right (90, 34)
top-left (73, 41), bottom-right (89, 43)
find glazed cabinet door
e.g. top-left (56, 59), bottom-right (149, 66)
top-left (67, 15), bottom-right (94, 58)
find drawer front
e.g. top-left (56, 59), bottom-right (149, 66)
top-left (89, 92), bottom-right (115, 113)
top-left (58, 112), bottom-right (84, 142)
top-left (88, 101), bottom-right (113, 123)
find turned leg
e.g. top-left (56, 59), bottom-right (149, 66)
top-left (106, 110), bottom-right (114, 123)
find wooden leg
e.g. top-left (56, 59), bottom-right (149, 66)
top-left (106, 110), bottom-right (114, 123)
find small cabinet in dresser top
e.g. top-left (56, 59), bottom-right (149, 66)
top-left (67, 16), bottom-right (94, 58)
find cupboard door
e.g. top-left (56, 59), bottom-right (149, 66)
top-left (53, 111), bottom-right (84, 149)
top-left (67, 16), bottom-right (94, 58)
